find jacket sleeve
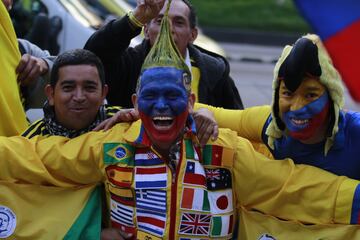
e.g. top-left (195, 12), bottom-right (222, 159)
top-left (18, 38), bottom-right (55, 78)
top-left (233, 136), bottom-right (360, 225)
top-left (84, 15), bottom-right (141, 64)
top-left (0, 132), bottom-right (106, 187)
top-left (194, 103), bottom-right (270, 142)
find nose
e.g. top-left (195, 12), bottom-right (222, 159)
top-left (73, 88), bottom-right (86, 102)
top-left (290, 95), bottom-right (306, 111)
top-left (154, 96), bottom-right (169, 112)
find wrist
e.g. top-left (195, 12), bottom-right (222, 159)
top-left (128, 11), bottom-right (144, 28)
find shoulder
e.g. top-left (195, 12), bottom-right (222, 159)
top-left (21, 119), bottom-right (47, 139)
top-left (189, 44), bottom-right (227, 70)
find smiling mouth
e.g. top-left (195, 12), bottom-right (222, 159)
top-left (290, 117), bottom-right (310, 126)
top-left (152, 116), bottom-right (174, 129)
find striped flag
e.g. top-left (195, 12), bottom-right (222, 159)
top-left (208, 189), bottom-right (233, 214)
top-left (210, 214), bottom-right (234, 237)
top-left (180, 187), bottom-right (210, 212)
top-left (106, 166), bottom-right (133, 188)
top-left (136, 189), bottom-right (166, 213)
top-left (136, 208), bottom-right (166, 237)
top-left (110, 197), bottom-right (135, 234)
top-left (135, 166), bottom-right (168, 189)
top-left (294, 0), bottom-right (360, 101)
top-left (202, 145), bottom-right (234, 167)
top-left (183, 161), bottom-right (206, 187)
top-left (135, 148), bottom-right (164, 166)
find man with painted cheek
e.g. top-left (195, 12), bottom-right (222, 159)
top-left (278, 78), bottom-right (331, 142)
top-left (275, 37), bottom-right (333, 144)
top-left (133, 66), bottom-right (194, 155)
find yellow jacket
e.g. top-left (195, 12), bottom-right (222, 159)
top-left (0, 3), bottom-right (28, 136)
top-left (0, 120), bottom-right (359, 239)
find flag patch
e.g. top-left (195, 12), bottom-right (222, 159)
top-left (208, 189), bottom-right (233, 214)
top-left (104, 143), bottom-right (134, 166)
top-left (136, 189), bottom-right (166, 213)
top-left (106, 165), bottom-right (133, 188)
top-left (136, 208), bottom-right (166, 237)
top-left (108, 185), bottom-right (134, 206)
top-left (183, 160), bottom-right (206, 187)
top-left (202, 145), bottom-right (233, 167)
top-left (180, 187), bottom-right (210, 212)
top-left (135, 148), bottom-right (164, 166)
top-left (135, 166), bottom-right (168, 189)
top-left (210, 214), bottom-right (234, 237)
top-left (110, 197), bottom-right (135, 228)
top-left (178, 212), bottom-right (211, 236)
top-left (205, 168), bottom-right (232, 190)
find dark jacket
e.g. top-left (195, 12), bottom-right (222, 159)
top-left (84, 16), bottom-right (243, 109)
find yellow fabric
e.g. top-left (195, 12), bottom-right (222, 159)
top-left (191, 65), bottom-right (200, 102)
top-left (194, 103), bottom-right (271, 142)
top-left (0, 3), bottom-right (28, 136)
top-left (335, 179), bottom-right (359, 224)
top-left (0, 181), bottom-right (96, 239)
top-left (238, 207), bottom-right (360, 240)
top-left (0, 123), bottom-right (359, 238)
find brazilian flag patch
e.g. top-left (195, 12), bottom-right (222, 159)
top-left (103, 143), bottom-right (135, 166)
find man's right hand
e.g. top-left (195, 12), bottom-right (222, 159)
top-left (101, 228), bottom-right (133, 240)
top-left (133, 0), bottom-right (165, 24)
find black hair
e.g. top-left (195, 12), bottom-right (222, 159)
top-left (50, 49), bottom-right (105, 87)
top-left (181, 0), bottom-right (197, 29)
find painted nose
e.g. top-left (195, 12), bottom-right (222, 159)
top-left (154, 97), bottom-right (169, 112)
top-left (290, 96), bottom-right (307, 111)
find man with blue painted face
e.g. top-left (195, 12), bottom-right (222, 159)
top-left (2, 9), bottom-right (360, 240)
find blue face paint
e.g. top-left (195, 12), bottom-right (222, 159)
top-left (138, 67), bottom-right (189, 117)
top-left (137, 67), bottom-right (190, 148)
top-left (283, 91), bottom-right (330, 140)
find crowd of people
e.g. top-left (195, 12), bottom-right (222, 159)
top-left (1, 0), bottom-right (360, 239)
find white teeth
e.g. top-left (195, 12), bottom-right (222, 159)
top-left (153, 116), bottom-right (173, 121)
top-left (291, 118), bottom-right (309, 125)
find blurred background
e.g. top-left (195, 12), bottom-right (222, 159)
top-left (10, 0), bottom-right (360, 111)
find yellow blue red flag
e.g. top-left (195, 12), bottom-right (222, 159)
top-left (294, 0), bottom-right (360, 102)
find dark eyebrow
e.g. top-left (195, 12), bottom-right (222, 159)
top-left (305, 86), bottom-right (323, 91)
top-left (60, 80), bottom-right (75, 86)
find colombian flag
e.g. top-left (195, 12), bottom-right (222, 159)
top-left (294, 0), bottom-right (360, 102)
top-left (0, 2), bottom-right (28, 135)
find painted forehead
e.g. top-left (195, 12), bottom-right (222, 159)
top-left (138, 67), bottom-right (191, 92)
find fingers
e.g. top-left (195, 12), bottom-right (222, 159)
top-left (16, 54), bottom-right (47, 86)
top-left (93, 119), bottom-right (109, 131)
top-left (193, 108), bottom-right (219, 146)
top-left (100, 228), bottom-right (133, 240)
top-left (94, 109), bottom-right (140, 131)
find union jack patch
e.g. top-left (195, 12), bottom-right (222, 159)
top-left (178, 212), bottom-right (211, 236)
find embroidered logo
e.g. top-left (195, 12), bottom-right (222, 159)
top-left (0, 206), bottom-right (16, 239)
top-left (115, 147), bottom-right (126, 159)
top-left (178, 212), bottom-right (211, 236)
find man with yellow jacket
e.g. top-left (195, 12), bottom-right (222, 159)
top-left (1, 2), bottom-right (360, 240)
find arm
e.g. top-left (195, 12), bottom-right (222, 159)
top-left (17, 38), bottom-right (55, 85)
top-left (194, 103), bottom-right (270, 142)
top-left (233, 135), bottom-right (360, 225)
top-left (84, 0), bottom-right (164, 63)
top-left (0, 133), bottom-right (106, 187)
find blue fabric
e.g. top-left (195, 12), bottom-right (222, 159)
top-left (294, 0), bottom-right (360, 39)
top-left (262, 110), bottom-right (360, 179)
